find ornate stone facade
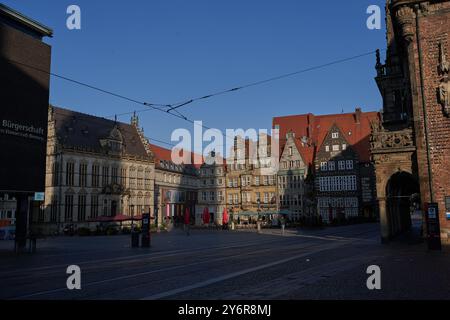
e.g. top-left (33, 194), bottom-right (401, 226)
top-left (36, 106), bottom-right (155, 234)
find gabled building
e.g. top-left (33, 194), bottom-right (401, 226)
top-left (149, 143), bottom-right (200, 228)
top-left (225, 135), bottom-right (277, 223)
top-left (196, 151), bottom-right (227, 225)
top-left (277, 131), bottom-right (313, 221)
top-left (40, 106), bottom-right (155, 234)
top-left (273, 108), bottom-right (380, 223)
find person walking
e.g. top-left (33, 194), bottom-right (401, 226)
top-left (184, 207), bottom-right (191, 236)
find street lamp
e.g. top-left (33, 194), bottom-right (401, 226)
top-left (256, 198), bottom-right (261, 234)
top-left (131, 204), bottom-right (135, 229)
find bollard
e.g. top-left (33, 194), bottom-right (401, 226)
top-left (281, 223), bottom-right (285, 236)
top-left (257, 221), bottom-right (261, 234)
top-left (131, 231), bottom-right (140, 248)
top-left (141, 232), bottom-right (151, 247)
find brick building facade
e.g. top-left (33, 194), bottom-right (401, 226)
top-left (274, 108), bottom-right (380, 223)
top-left (371, 0), bottom-right (450, 242)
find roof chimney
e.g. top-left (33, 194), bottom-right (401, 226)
top-left (355, 107), bottom-right (361, 124)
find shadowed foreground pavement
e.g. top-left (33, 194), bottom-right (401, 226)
top-left (0, 223), bottom-right (449, 300)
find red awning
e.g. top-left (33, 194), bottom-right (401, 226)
top-left (112, 214), bottom-right (133, 222)
top-left (94, 216), bottom-right (114, 222)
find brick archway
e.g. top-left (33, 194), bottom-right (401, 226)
top-left (385, 171), bottom-right (420, 238)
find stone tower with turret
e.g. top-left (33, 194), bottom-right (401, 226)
top-left (371, 0), bottom-right (450, 243)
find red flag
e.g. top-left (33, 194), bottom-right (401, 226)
top-left (203, 207), bottom-right (210, 224)
top-left (222, 208), bottom-right (229, 225)
top-left (184, 207), bottom-right (190, 225)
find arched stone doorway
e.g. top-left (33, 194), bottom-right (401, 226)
top-left (385, 171), bottom-right (420, 238)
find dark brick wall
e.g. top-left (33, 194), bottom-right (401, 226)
top-left (0, 21), bottom-right (51, 193)
top-left (412, 3), bottom-right (450, 236)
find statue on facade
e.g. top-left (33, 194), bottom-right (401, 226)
top-left (439, 81), bottom-right (450, 117)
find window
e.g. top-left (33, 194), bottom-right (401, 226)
top-left (328, 161), bottom-right (336, 171)
top-left (145, 169), bottom-right (152, 189)
top-left (92, 164), bottom-right (100, 187)
top-left (90, 195), bottom-right (99, 218)
top-left (255, 176), bottom-right (260, 186)
top-left (332, 132), bottom-right (339, 139)
top-left (332, 145), bottom-right (340, 151)
top-left (209, 191), bottom-right (215, 201)
top-left (320, 162), bottom-right (328, 171)
top-left (52, 162), bottom-right (60, 186)
top-left (338, 160), bottom-right (346, 171)
top-left (129, 167), bottom-right (136, 188)
top-left (269, 175), bottom-right (275, 185)
top-left (66, 162), bottom-right (75, 186)
top-left (263, 192), bottom-right (269, 204)
top-left (217, 191), bottom-right (223, 202)
top-left (346, 160), bottom-right (354, 170)
top-left (289, 147), bottom-right (293, 156)
top-left (111, 167), bottom-right (118, 184)
top-left (228, 195), bottom-right (233, 205)
top-left (121, 168), bottom-right (127, 187)
top-left (78, 163), bottom-right (87, 187)
top-left (255, 192), bottom-right (261, 202)
top-left (342, 144), bottom-right (347, 150)
top-left (64, 194), bottom-right (74, 222)
top-left (102, 166), bottom-right (109, 187)
top-left (325, 146), bottom-right (330, 152)
top-left (233, 194), bottom-right (239, 204)
top-left (137, 168), bottom-right (144, 188)
top-left (263, 176), bottom-right (269, 185)
top-left (50, 197), bottom-right (58, 222)
top-left (78, 195), bottom-right (86, 221)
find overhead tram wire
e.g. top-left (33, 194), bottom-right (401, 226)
top-left (3, 58), bottom-right (170, 111)
top-left (4, 49), bottom-right (382, 144)
top-left (166, 49), bottom-right (381, 112)
top-left (3, 57), bottom-right (210, 131)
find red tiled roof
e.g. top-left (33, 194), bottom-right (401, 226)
top-left (148, 143), bottom-right (204, 169)
top-left (273, 108), bottom-right (380, 165)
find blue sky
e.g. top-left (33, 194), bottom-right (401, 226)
top-left (4, 0), bottom-right (386, 150)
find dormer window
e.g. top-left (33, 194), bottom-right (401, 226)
top-left (332, 132), bottom-right (339, 139)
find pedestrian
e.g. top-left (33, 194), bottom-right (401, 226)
top-left (184, 208), bottom-right (191, 236)
top-left (280, 215), bottom-right (286, 236)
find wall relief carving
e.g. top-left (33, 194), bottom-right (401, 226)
top-left (438, 42), bottom-right (450, 117)
top-left (370, 121), bottom-right (414, 151)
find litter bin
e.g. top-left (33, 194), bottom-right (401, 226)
top-left (131, 231), bottom-right (140, 248)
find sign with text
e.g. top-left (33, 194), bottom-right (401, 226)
top-left (0, 22), bottom-right (51, 193)
top-left (34, 192), bottom-right (45, 201)
top-left (424, 203), bottom-right (442, 251)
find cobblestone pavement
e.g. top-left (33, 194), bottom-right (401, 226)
top-left (0, 223), bottom-right (449, 300)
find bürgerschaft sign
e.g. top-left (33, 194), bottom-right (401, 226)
top-left (1, 119), bottom-right (45, 142)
